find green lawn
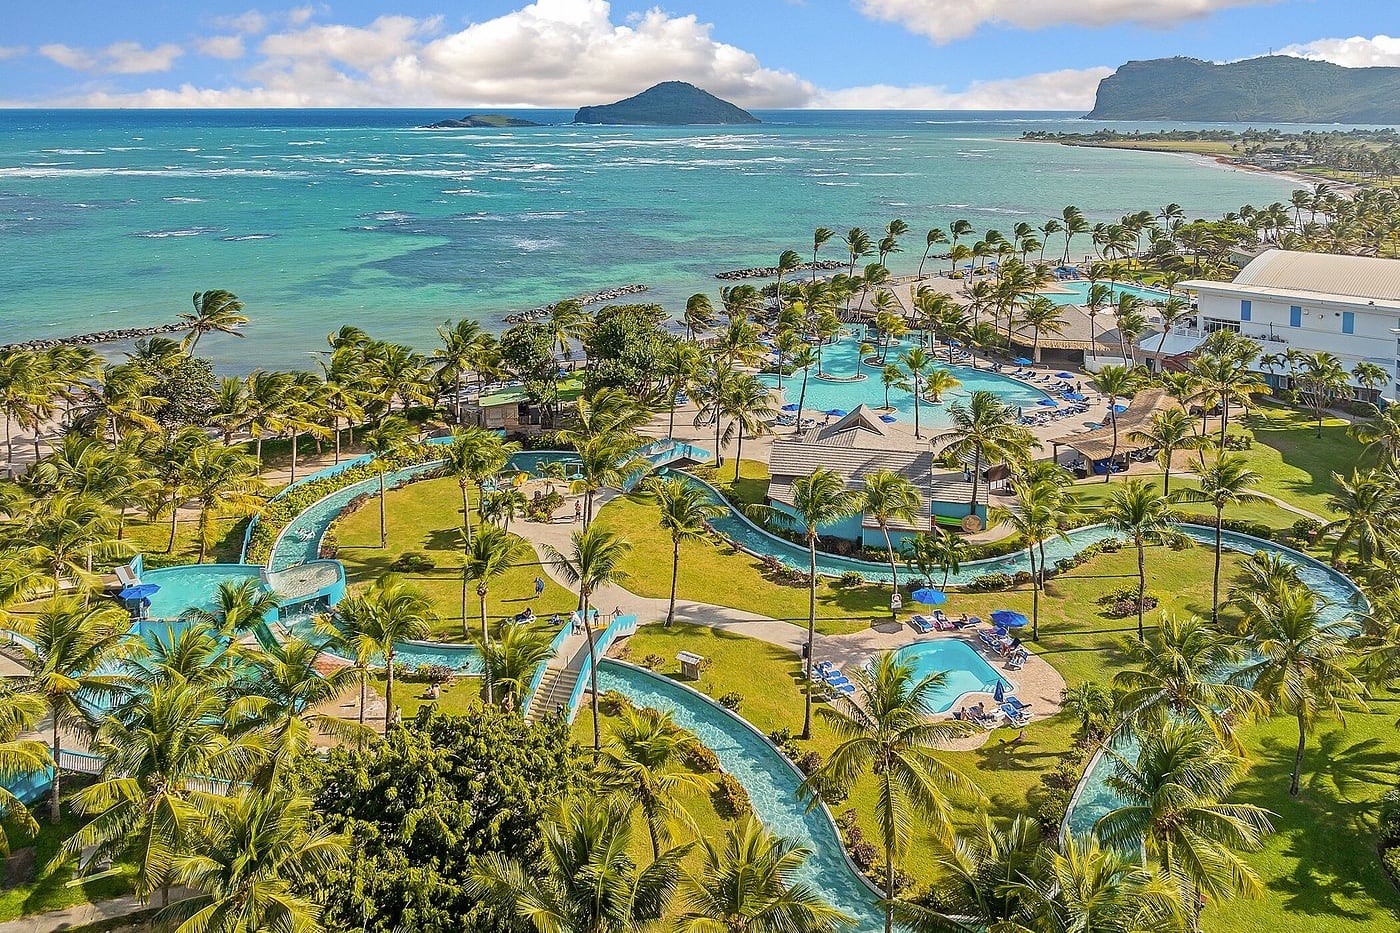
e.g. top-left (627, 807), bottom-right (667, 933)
top-left (120, 515), bottom-right (246, 568)
top-left (1068, 473), bottom-right (1310, 533)
top-left (0, 790), bottom-right (137, 922)
top-left (332, 475), bottom-right (578, 641)
top-left (1238, 405), bottom-right (1370, 518)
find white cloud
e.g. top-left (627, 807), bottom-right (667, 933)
top-left (196, 35), bottom-right (246, 60)
top-left (854, 0), bottom-right (1275, 43)
top-left (48, 0), bottom-right (814, 109)
top-left (213, 10), bottom-right (269, 35)
top-left (1276, 35), bottom-right (1400, 68)
top-left (817, 66), bottom-right (1111, 110)
top-left (39, 40), bottom-right (183, 74)
top-left (0, 46), bottom-right (25, 60)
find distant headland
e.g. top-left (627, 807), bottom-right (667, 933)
top-left (573, 81), bottom-right (760, 126)
top-left (423, 113), bottom-right (543, 128)
top-left (1087, 56), bottom-right (1400, 124)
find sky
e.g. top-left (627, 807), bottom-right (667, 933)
top-left (2, 0), bottom-right (1398, 110)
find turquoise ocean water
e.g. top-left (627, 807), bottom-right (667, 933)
top-left (0, 109), bottom-right (1299, 371)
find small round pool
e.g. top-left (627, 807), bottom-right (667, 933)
top-left (890, 639), bottom-right (1013, 713)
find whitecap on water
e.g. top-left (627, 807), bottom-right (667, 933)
top-left (130, 226), bottom-right (226, 238)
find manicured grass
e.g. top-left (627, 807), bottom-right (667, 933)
top-left (119, 515), bottom-right (245, 568)
top-left (592, 493), bottom-right (884, 636)
top-left (0, 796), bottom-right (136, 922)
top-left (1239, 405), bottom-right (1370, 518)
top-left (370, 673), bottom-right (483, 719)
top-left (1068, 473), bottom-right (1309, 532)
top-left (690, 458), bottom-right (771, 508)
top-left (332, 475), bottom-right (578, 642)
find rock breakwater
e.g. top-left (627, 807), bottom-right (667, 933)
top-left (502, 284), bottom-right (649, 324)
top-left (715, 260), bottom-right (845, 280)
top-left (1, 322), bottom-right (186, 354)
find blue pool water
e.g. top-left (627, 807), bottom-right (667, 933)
top-left (597, 662), bottom-right (883, 930)
top-left (280, 612), bottom-right (485, 675)
top-left (890, 640), bottom-right (1013, 713)
top-left (761, 335), bottom-right (1049, 428)
top-left (140, 564), bottom-right (267, 619)
top-left (1042, 280), bottom-right (1168, 307)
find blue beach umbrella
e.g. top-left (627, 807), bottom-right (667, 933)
top-left (781, 403), bottom-right (800, 412)
top-left (119, 583), bottom-right (161, 600)
top-left (1013, 357), bottom-right (1033, 365)
top-left (1036, 398), bottom-right (1059, 407)
top-left (911, 587), bottom-right (947, 605)
top-left (1056, 371), bottom-right (1074, 379)
top-left (991, 609), bottom-right (1030, 628)
top-left (825, 408), bottom-right (848, 417)
top-left (1063, 391), bottom-right (1086, 401)
top-left (993, 681), bottom-right (1006, 703)
top-left (1113, 404), bottom-right (1129, 413)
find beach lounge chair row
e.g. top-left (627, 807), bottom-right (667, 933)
top-left (952, 694), bottom-right (1033, 729)
top-left (813, 660), bottom-right (856, 697)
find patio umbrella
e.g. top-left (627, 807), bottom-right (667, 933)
top-left (119, 583), bottom-right (161, 600)
top-left (1036, 398), bottom-right (1059, 407)
top-left (1113, 404), bottom-right (1129, 413)
top-left (1013, 357), bottom-right (1033, 366)
top-left (1063, 391), bottom-right (1086, 402)
top-left (911, 587), bottom-right (947, 605)
top-left (1056, 371), bottom-right (1074, 379)
top-left (993, 681), bottom-right (1006, 703)
top-left (781, 403), bottom-right (801, 412)
top-left (991, 609), bottom-right (1030, 628)
top-left (879, 414), bottom-right (898, 423)
top-left (826, 408), bottom-right (848, 417)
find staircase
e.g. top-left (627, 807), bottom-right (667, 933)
top-left (526, 662), bottom-right (584, 724)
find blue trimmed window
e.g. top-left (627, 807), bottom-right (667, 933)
top-left (1342, 311), bottom-right (1355, 334)
top-left (1240, 300), bottom-right (1252, 321)
top-left (1289, 305), bottom-right (1303, 327)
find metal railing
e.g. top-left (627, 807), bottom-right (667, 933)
top-left (566, 613), bottom-right (638, 722)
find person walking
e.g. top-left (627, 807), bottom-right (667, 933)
top-left (533, 575), bottom-right (545, 598)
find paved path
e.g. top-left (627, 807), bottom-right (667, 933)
top-left (0, 889), bottom-right (190, 933)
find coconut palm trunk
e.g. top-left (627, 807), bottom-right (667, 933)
top-left (480, 585), bottom-right (493, 705)
top-left (582, 589), bottom-right (601, 750)
top-left (667, 536), bottom-right (681, 627)
top-left (378, 472), bottom-right (388, 547)
top-left (801, 532), bottom-right (818, 740)
top-left (1135, 535), bottom-right (1147, 642)
top-left (384, 644), bottom-right (397, 729)
top-left (1211, 505), bottom-right (1224, 624)
top-left (49, 720), bottom-right (62, 822)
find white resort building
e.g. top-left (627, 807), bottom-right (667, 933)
top-left (1149, 249), bottom-right (1400, 400)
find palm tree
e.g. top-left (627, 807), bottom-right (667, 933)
top-left (468, 795), bottom-right (687, 933)
top-left (811, 226), bottom-right (835, 283)
top-left (680, 815), bottom-right (851, 932)
top-left (642, 476), bottom-right (723, 627)
top-left (481, 620), bottom-right (556, 711)
top-left (1234, 580), bottom-right (1366, 797)
top-left (801, 651), bottom-right (980, 933)
top-left (863, 470), bottom-right (921, 605)
top-left (185, 578), bottom-right (281, 641)
top-left (880, 364), bottom-right (905, 411)
top-left (316, 604), bottom-right (383, 733)
top-left (161, 790), bottom-right (348, 933)
top-left (1350, 404), bottom-right (1400, 465)
top-left (1016, 296), bottom-right (1067, 363)
top-left (363, 415), bottom-right (417, 547)
top-left (899, 346), bottom-right (935, 439)
top-left (922, 368), bottom-right (960, 405)
top-left (0, 685), bottom-right (50, 857)
top-left (544, 526), bottom-right (632, 750)
top-left (787, 469), bottom-right (865, 739)
top-left (434, 317), bottom-right (485, 423)
top-left (1091, 365), bottom-right (1136, 482)
top-left (683, 293), bottom-right (718, 341)
top-left (179, 290), bottom-right (248, 352)
top-left (464, 523), bottom-right (530, 704)
top-left (1015, 834), bottom-right (1185, 933)
top-left (231, 637), bottom-right (367, 782)
top-left (350, 573), bottom-right (434, 729)
top-left (917, 227), bottom-right (948, 278)
top-left (8, 491), bottom-right (129, 594)
top-left (600, 706), bottom-right (714, 859)
top-left (1175, 454), bottom-right (1267, 623)
top-left (14, 597), bottom-right (132, 821)
top-left (1095, 721), bottom-right (1273, 927)
top-left (65, 680), bottom-right (259, 908)
top-left (789, 345), bottom-right (818, 433)
top-left (439, 426), bottom-right (521, 546)
top-left (1318, 468), bottom-right (1399, 565)
top-left (183, 444), bottom-right (264, 562)
top-left (721, 373), bottom-right (778, 481)
top-left (932, 391), bottom-right (1036, 518)
top-left (1113, 615), bottom-right (1264, 754)
top-left (893, 813), bottom-right (1043, 931)
top-left (1100, 480), bottom-right (1179, 641)
top-left (1060, 682), bottom-right (1114, 743)
top-left (1128, 409), bottom-right (1203, 495)
top-left (991, 480), bottom-right (1064, 641)
top-left (656, 340), bottom-right (701, 437)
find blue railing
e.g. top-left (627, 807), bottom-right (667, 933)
top-left (566, 613), bottom-right (638, 722)
top-left (521, 620), bottom-right (578, 719)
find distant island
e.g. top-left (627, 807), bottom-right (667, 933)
top-left (1087, 56), bottom-right (1400, 124)
top-left (424, 114), bottom-right (543, 128)
top-left (573, 81), bottom-right (760, 126)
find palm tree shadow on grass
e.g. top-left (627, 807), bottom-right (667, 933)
top-left (1233, 717), bottom-right (1400, 922)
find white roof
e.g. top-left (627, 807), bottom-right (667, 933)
top-left (1186, 250), bottom-right (1400, 310)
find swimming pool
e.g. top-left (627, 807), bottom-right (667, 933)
top-left (140, 564), bottom-right (269, 620)
top-left (761, 336), bottom-right (1049, 427)
top-left (1042, 280), bottom-right (1167, 307)
top-left (279, 612), bottom-right (485, 674)
top-left (890, 639), bottom-right (1013, 713)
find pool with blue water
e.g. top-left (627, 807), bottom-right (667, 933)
top-left (760, 336), bottom-right (1048, 427)
top-left (1042, 280), bottom-right (1168, 307)
top-left (890, 639), bottom-right (1014, 713)
top-left (140, 564), bottom-right (266, 619)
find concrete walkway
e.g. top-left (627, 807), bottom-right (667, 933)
top-left (0, 889), bottom-right (190, 933)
